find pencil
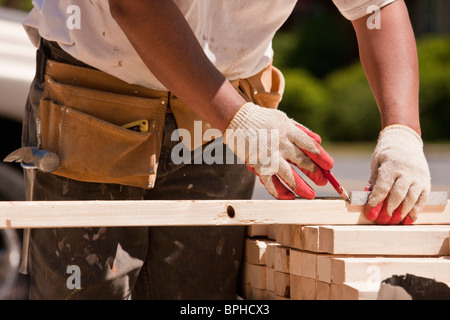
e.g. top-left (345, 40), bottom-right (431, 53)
top-left (320, 168), bottom-right (350, 201)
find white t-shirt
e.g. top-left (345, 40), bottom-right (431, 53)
top-left (23, 0), bottom-right (396, 91)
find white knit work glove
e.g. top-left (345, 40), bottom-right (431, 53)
top-left (224, 102), bottom-right (334, 200)
top-left (365, 125), bottom-right (431, 225)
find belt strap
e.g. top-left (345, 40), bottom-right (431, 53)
top-left (45, 60), bottom-right (169, 101)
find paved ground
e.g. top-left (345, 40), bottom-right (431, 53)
top-left (252, 143), bottom-right (450, 200)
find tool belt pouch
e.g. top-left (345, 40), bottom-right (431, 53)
top-left (37, 60), bottom-right (167, 189)
top-left (237, 63), bottom-right (285, 110)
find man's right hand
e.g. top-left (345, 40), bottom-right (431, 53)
top-left (224, 102), bottom-right (334, 200)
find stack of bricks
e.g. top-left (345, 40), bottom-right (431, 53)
top-left (240, 224), bottom-right (450, 300)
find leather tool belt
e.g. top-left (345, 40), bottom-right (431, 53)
top-left (37, 60), bottom-right (284, 189)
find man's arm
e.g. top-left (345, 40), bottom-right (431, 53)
top-left (108, 0), bottom-right (245, 132)
top-left (351, 1), bottom-right (430, 224)
top-left (108, 0), bottom-right (334, 200)
top-left (351, 0), bottom-right (420, 134)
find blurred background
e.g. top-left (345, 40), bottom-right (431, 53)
top-left (266, 0), bottom-right (450, 198)
top-left (274, 0), bottom-right (450, 144)
top-left (0, 0), bottom-right (448, 200)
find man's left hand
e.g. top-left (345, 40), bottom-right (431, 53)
top-left (365, 125), bottom-right (431, 225)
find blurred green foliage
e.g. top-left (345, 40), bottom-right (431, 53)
top-left (417, 37), bottom-right (450, 141)
top-left (281, 69), bottom-right (332, 136)
top-left (273, 2), bottom-right (449, 142)
top-left (2, 0), bottom-right (448, 142)
top-left (276, 36), bottom-right (450, 142)
top-left (0, 0), bottom-right (32, 12)
top-left (273, 8), bottom-right (358, 79)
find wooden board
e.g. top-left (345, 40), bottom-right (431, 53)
top-left (318, 225), bottom-right (450, 256)
top-left (0, 199), bottom-right (448, 228)
top-left (273, 246), bottom-right (290, 273)
top-left (289, 249), bottom-right (303, 277)
top-left (243, 242), bottom-right (450, 300)
top-left (290, 275), bottom-right (316, 300)
top-left (330, 282), bottom-right (379, 300)
top-left (331, 257), bottom-right (450, 285)
top-left (316, 281), bottom-right (331, 300)
top-left (274, 271), bottom-right (290, 298)
top-left (245, 238), bottom-right (269, 265)
top-left (275, 225), bottom-right (291, 247)
top-left (290, 226), bottom-right (320, 251)
top-left (263, 242), bottom-right (281, 269)
top-left (266, 267), bottom-right (275, 292)
top-left (242, 262), bottom-right (266, 290)
top-left (290, 225), bottom-right (450, 256)
top-left (247, 225), bottom-right (268, 237)
top-left (288, 250), bottom-right (450, 283)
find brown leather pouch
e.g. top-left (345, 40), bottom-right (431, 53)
top-left (37, 60), bottom-right (168, 189)
top-left (236, 63), bottom-right (285, 110)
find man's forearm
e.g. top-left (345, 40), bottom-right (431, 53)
top-left (108, 0), bottom-right (246, 132)
top-left (352, 0), bottom-right (421, 135)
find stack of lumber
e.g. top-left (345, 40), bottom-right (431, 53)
top-left (240, 224), bottom-right (450, 300)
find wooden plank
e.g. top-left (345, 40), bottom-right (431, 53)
top-left (250, 287), bottom-right (266, 300)
top-left (290, 275), bottom-right (316, 300)
top-left (245, 238), bottom-right (270, 265)
top-left (318, 225), bottom-right (450, 256)
top-left (247, 225), bottom-right (268, 237)
top-left (273, 246), bottom-right (290, 273)
top-left (264, 290), bottom-right (276, 300)
top-left (274, 271), bottom-right (290, 298)
top-left (267, 225), bottom-right (277, 240)
top-left (329, 280), bottom-right (450, 300)
top-left (242, 285), bottom-right (266, 300)
top-left (331, 257), bottom-right (450, 285)
top-left (289, 249), bottom-right (303, 276)
top-left (242, 262), bottom-right (266, 290)
top-left (330, 282), bottom-right (379, 300)
top-left (316, 281), bottom-right (331, 300)
top-left (274, 294), bottom-right (290, 300)
top-left (288, 251), bottom-right (450, 284)
top-left (0, 199), bottom-right (448, 229)
top-left (266, 267), bottom-right (275, 292)
top-left (301, 252), bottom-right (317, 280)
top-left (377, 280), bottom-right (450, 300)
top-left (290, 249), bottom-right (333, 281)
top-left (301, 277), bottom-right (317, 300)
top-left (290, 225), bottom-right (320, 251)
top-left (330, 283), bottom-right (353, 300)
top-left (264, 242), bottom-right (281, 269)
top-left (275, 225), bottom-right (291, 247)
top-left (317, 255), bottom-right (333, 283)
top-left (377, 283), bottom-right (413, 300)
top-left (289, 274), bottom-right (302, 300)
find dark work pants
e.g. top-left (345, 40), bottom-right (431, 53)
top-left (20, 40), bottom-right (255, 300)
